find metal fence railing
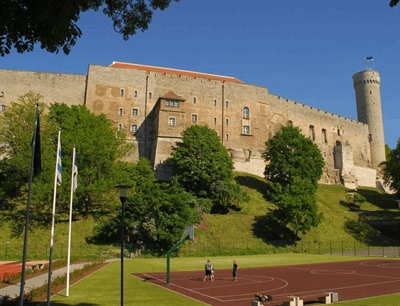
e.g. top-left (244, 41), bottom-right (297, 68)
top-left (1, 240), bottom-right (399, 261)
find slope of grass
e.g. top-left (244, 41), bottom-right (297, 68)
top-left (0, 172), bottom-right (398, 261)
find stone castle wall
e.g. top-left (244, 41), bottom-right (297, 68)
top-left (0, 69), bottom-right (86, 107)
top-left (0, 63), bottom-right (381, 187)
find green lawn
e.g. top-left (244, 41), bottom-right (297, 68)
top-left (50, 254), bottom-right (400, 306)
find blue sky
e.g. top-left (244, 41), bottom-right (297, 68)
top-left (1, 0), bottom-right (399, 148)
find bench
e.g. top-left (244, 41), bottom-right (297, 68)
top-left (318, 292), bottom-right (339, 304)
top-left (283, 296), bottom-right (303, 306)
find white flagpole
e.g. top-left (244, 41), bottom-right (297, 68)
top-left (47, 129), bottom-right (61, 305)
top-left (66, 146), bottom-right (77, 297)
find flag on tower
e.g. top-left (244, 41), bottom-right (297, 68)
top-left (365, 56), bottom-right (373, 61)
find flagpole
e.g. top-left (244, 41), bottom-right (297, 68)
top-left (19, 104), bottom-right (41, 306)
top-left (66, 146), bottom-right (76, 297)
top-left (47, 129), bottom-right (61, 305)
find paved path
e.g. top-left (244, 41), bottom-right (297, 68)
top-left (0, 262), bottom-right (89, 303)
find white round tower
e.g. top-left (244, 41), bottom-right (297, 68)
top-left (352, 69), bottom-right (386, 168)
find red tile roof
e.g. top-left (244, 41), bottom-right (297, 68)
top-left (110, 61), bottom-right (243, 84)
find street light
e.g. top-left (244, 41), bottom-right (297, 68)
top-left (116, 185), bottom-right (131, 306)
top-left (5, 241), bottom-right (9, 260)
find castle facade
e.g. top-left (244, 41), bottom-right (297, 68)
top-left (0, 62), bottom-right (387, 189)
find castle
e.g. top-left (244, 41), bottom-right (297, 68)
top-left (0, 61), bottom-right (387, 189)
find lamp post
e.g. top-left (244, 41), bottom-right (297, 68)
top-left (5, 241), bottom-right (9, 260)
top-left (116, 185), bottom-right (131, 306)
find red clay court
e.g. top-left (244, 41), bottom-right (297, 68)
top-left (133, 259), bottom-right (400, 305)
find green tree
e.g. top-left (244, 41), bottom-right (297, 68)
top-left (262, 126), bottom-right (324, 189)
top-left (268, 178), bottom-right (323, 239)
top-left (93, 158), bottom-right (201, 254)
top-left (0, 0), bottom-right (179, 56)
top-left (48, 102), bottom-right (134, 217)
top-left (168, 125), bottom-right (246, 213)
top-left (381, 139), bottom-right (400, 196)
top-left (0, 96), bottom-right (133, 235)
top-left (262, 126), bottom-right (325, 239)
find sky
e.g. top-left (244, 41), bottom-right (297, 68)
top-left (1, 0), bottom-right (399, 148)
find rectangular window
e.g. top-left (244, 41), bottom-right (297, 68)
top-left (243, 125), bottom-right (250, 135)
top-left (168, 117), bottom-right (176, 126)
top-left (225, 101), bottom-right (229, 108)
top-left (118, 123), bottom-right (123, 130)
top-left (225, 118), bottom-right (229, 126)
top-left (225, 134), bottom-right (229, 141)
top-left (193, 97), bottom-right (197, 104)
top-left (192, 114), bottom-right (198, 122)
top-left (0, 91), bottom-right (4, 97)
top-left (134, 91), bottom-right (138, 97)
top-left (213, 117), bottom-right (217, 125)
top-left (1, 105), bottom-right (5, 111)
top-left (131, 124), bottom-right (138, 133)
top-left (149, 92), bottom-right (152, 99)
top-left (213, 99), bottom-right (217, 107)
top-left (132, 108), bottom-right (138, 116)
top-left (120, 89), bottom-right (124, 97)
top-left (119, 108), bottom-right (123, 116)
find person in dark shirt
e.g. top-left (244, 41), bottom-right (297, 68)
top-left (232, 260), bottom-right (238, 281)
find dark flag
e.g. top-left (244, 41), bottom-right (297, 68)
top-left (32, 107), bottom-right (41, 177)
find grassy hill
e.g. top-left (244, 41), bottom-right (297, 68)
top-left (0, 172), bottom-right (399, 260)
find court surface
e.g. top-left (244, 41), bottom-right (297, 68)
top-left (133, 259), bottom-right (400, 305)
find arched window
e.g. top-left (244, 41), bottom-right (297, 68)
top-left (242, 106), bottom-right (250, 119)
top-left (309, 125), bottom-right (315, 141)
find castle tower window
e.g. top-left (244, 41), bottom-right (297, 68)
top-left (132, 108), bottom-right (138, 116)
top-left (192, 114), bottom-right (198, 122)
top-left (243, 106), bottom-right (250, 119)
top-left (134, 91), bottom-right (138, 97)
top-left (309, 125), bottom-right (315, 141)
top-left (225, 134), bottom-right (229, 141)
top-left (149, 92), bottom-right (152, 99)
top-left (193, 97), bottom-right (197, 104)
top-left (131, 124), bottom-right (137, 133)
top-left (323, 151), bottom-right (327, 158)
top-left (214, 99), bottom-right (217, 106)
top-left (288, 120), bottom-right (293, 126)
top-left (243, 125), bottom-right (250, 135)
top-left (1, 105), bottom-right (5, 112)
top-left (120, 89), bottom-right (124, 97)
top-left (337, 129), bottom-right (341, 136)
top-left (168, 117), bottom-right (176, 126)
top-left (213, 117), bottom-right (217, 125)
top-left (119, 108), bottom-right (123, 116)
top-left (118, 123), bottom-right (123, 130)
top-left (226, 118), bottom-right (229, 126)
top-left (322, 128), bottom-right (327, 143)
top-left (0, 91), bottom-right (4, 97)
top-left (226, 101), bottom-right (229, 108)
